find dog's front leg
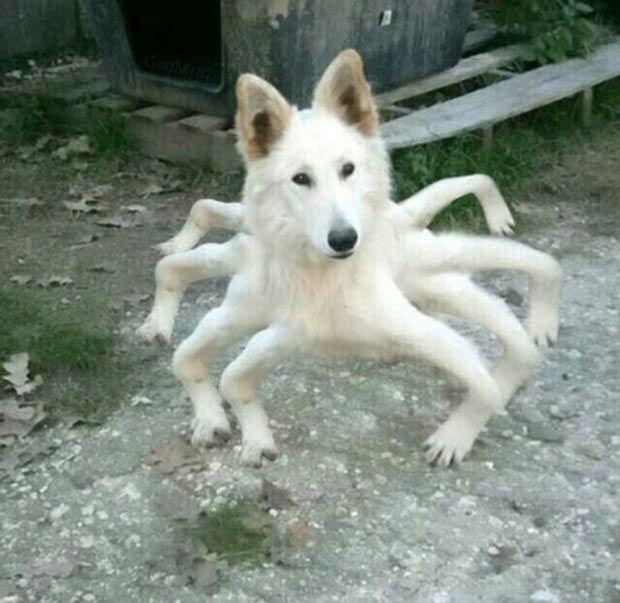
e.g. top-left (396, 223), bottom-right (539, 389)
top-left (159, 199), bottom-right (246, 256)
top-left (393, 175), bottom-right (514, 235)
top-left (220, 325), bottom-right (298, 467)
top-left (137, 234), bottom-right (248, 343)
top-left (172, 286), bottom-right (265, 447)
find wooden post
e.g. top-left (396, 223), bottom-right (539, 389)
top-left (581, 87), bottom-right (593, 127)
top-left (482, 123), bottom-right (494, 151)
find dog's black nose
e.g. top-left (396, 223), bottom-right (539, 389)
top-left (328, 227), bottom-right (358, 253)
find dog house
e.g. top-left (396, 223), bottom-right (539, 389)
top-left (86, 0), bottom-right (473, 119)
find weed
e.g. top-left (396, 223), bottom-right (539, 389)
top-left (391, 79), bottom-right (620, 230)
top-left (191, 502), bottom-right (272, 564)
top-left (2, 95), bottom-right (74, 145)
top-left (481, 0), bottom-right (609, 64)
top-left (0, 289), bottom-right (129, 420)
top-left (85, 110), bottom-right (133, 162)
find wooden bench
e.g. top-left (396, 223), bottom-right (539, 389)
top-left (380, 39), bottom-right (620, 150)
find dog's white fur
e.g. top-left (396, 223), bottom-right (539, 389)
top-left (138, 50), bottom-right (562, 468)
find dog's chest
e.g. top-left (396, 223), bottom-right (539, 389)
top-left (259, 257), bottom-right (387, 342)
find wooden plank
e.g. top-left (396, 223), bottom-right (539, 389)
top-left (59, 77), bottom-right (110, 102)
top-left (90, 94), bottom-right (143, 113)
top-left (126, 113), bottom-right (241, 171)
top-left (376, 44), bottom-right (529, 105)
top-left (381, 40), bottom-right (620, 150)
top-left (462, 25), bottom-right (498, 55)
top-left (177, 114), bottom-right (227, 133)
top-left (129, 105), bottom-right (189, 124)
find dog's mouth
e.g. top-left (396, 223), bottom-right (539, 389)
top-left (329, 251), bottom-right (354, 260)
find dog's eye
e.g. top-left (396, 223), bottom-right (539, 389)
top-left (292, 172), bottom-right (312, 187)
top-left (341, 162), bottom-right (355, 179)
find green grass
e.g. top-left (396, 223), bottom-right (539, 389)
top-left (0, 289), bottom-right (129, 420)
top-left (391, 79), bottom-right (620, 230)
top-left (1, 94), bottom-right (132, 162)
top-left (2, 94), bottom-right (74, 145)
top-left (85, 109), bottom-right (133, 162)
top-left (192, 502), bottom-right (272, 564)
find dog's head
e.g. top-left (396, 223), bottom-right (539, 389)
top-left (236, 49), bottom-right (390, 261)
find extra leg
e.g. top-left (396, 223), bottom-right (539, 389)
top-left (220, 325), bottom-right (297, 467)
top-left (411, 233), bottom-right (562, 347)
top-left (377, 296), bottom-right (502, 466)
top-left (137, 234), bottom-right (248, 343)
top-left (172, 288), bottom-right (265, 447)
top-left (158, 199), bottom-right (246, 255)
top-left (390, 175), bottom-right (515, 235)
top-left (411, 274), bottom-right (540, 405)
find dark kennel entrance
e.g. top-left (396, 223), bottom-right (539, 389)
top-left (86, 0), bottom-right (474, 118)
top-left (117, 0), bottom-right (222, 89)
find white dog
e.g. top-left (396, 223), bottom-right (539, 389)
top-left (138, 50), bottom-right (561, 468)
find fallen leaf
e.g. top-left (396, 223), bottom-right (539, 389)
top-left (286, 519), bottom-right (311, 549)
top-left (68, 233), bottom-right (100, 249)
top-left (0, 398), bottom-right (46, 440)
top-left (64, 414), bottom-right (103, 429)
top-left (177, 543), bottom-right (219, 590)
top-left (88, 262), bottom-right (116, 274)
top-left (63, 200), bottom-right (106, 214)
top-left (124, 293), bottom-right (150, 306)
top-left (30, 557), bottom-right (75, 578)
top-left (3, 353), bottom-right (43, 396)
top-left (10, 275), bottom-right (32, 285)
top-left (52, 135), bottom-right (92, 161)
top-left (97, 215), bottom-right (137, 229)
top-left (37, 275), bottom-right (74, 288)
top-left (89, 184), bottom-right (113, 198)
top-left (144, 437), bottom-right (205, 474)
top-left (131, 394), bottom-right (154, 406)
top-left (34, 135), bottom-right (53, 152)
top-left (258, 479), bottom-right (294, 511)
top-left (121, 204), bottom-right (147, 213)
top-left (141, 183), bottom-right (164, 198)
top-left (0, 197), bottom-right (44, 208)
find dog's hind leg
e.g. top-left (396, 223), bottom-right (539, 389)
top-left (379, 300), bottom-right (502, 466)
top-left (137, 234), bottom-right (248, 344)
top-left (220, 325), bottom-right (297, 467)
top-left (172, 285), bottom-right (265, 447)
top-left (413, 233), bottom-right (562, 347)
top-left (158, 199), bottom-right (245, 256)
top-left (411, 274), bottom-right (540, 406)
top-left (392, 175), bottom-right (515, 236)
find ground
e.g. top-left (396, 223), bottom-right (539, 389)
top-left (1, 102), bottom-right (620, 601)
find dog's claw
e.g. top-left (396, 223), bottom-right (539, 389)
top-left (191, 413), bottom-right (232, 448)
top-left (136, 313), bottom-right (172, 344)
top-left (240, 436), bottom-right (278, 468)
top-left (424, 418), bottom-right (478, 467)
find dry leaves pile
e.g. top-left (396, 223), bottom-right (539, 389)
top-left (1, 353), bottom-right (46, 447)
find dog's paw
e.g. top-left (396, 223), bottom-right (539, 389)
top-left (240, 432), bottom-right (278, 468)
top-left (424, 418), bottom-right (478, 467)
top-left (136, 312), bottom-right (172, 344)
top-left (528, 304), bottom-right (559, 348)
top-left (191, 411), bottom-right (232, 448)
top-left (156, 238), bottom-right (183, 256)
top-left (486, 204), bottom-right (515, 237)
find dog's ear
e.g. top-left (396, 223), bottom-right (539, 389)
top-left (236, 74), bottom-right (292, 161)
top-left (313, 49), bottom-right (378, 137)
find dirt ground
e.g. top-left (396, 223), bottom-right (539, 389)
top-left (1, 113), bottom-right (620, 602)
